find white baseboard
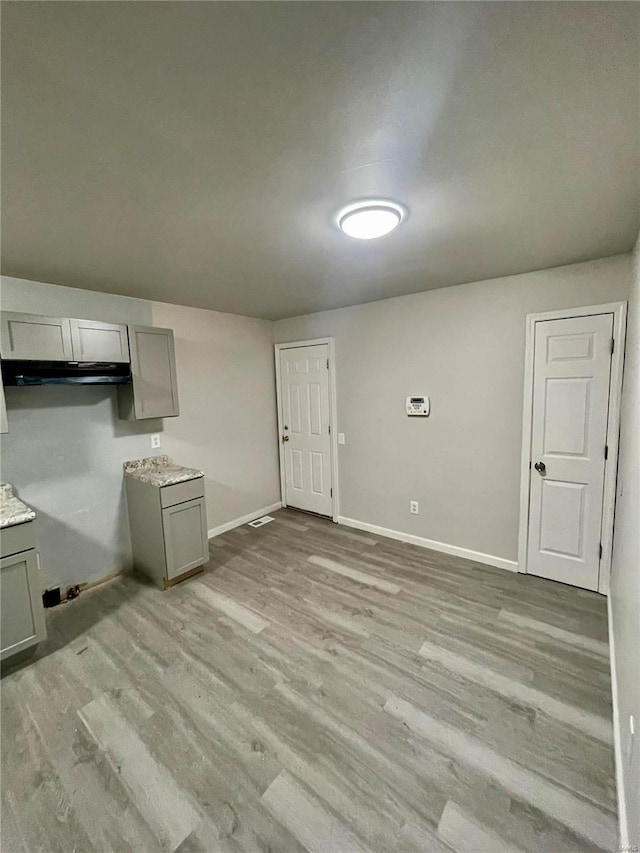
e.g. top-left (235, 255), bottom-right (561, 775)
top-left (208, 502), bottom-right (282, 539)
top-left (338, 516), bottom-right (518, 573)
top-left (607, 595), bottom-right (629, 850)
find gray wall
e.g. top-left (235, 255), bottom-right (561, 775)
top-left (1, 256), bottom-right (632, 586)
top-left (610, 236), bottom-right (640, 848)
top-left (151, 300), bottom-right (281, 532)
top-left (275, 255), bottom-right (631, 563)
top-left (0, 276), bottom-right (281, 588)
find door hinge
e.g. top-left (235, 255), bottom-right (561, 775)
top-left (326, 358), bottom-right (329, 369)
top-left (599, 543), bottom-right (603, 560)
top-left (610, 338), bottom-right (614, 354)
top-left (328, 424), bottom-right (331, 435)
top-left (330, 488), bottom-right (333, 497)
top-left (604, 444), bottom-right (608, 460)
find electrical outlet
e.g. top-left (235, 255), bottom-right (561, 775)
top-left (410, 500), bottom-right (419, 515)
top-left (151, 434), bottom-right (161, 449)
top-left (338, 433), bottom-right (345, 445)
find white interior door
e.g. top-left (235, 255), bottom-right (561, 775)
top-left (526, 313), bottom-right (614, 591)
top-left (279, 344), bottom-right (332, 516)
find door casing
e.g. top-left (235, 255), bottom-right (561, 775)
top-left (518, 302), bottom-right (627, 594)
top-left (275, 338), bottom-right (339, 522)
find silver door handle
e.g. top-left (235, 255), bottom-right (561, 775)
top-left (534, 461), bottom-right (546, 474)
top-left (282, 435), bottom-right (290, 442)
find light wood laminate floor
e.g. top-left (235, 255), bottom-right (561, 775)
top-left (1, 509), bottom-right (616, 852)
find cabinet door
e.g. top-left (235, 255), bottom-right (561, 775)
top-left (1, 312), bottom-right (73, 361)
top-left (127, 326), bottom-right (179, 418)
top-left (1, 549), bottom-right (47, 661)
top-left (0, 362), bottom-right (7, 433)
top-left (162, 498), bottom-right (208, 580)
top-left (70, 319), bottom-right (130, 362)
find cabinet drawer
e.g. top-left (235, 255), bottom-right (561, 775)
top-left (1, 521), bottom-right (37, 558)
top-left (160, 477), bottom-right (205, 508)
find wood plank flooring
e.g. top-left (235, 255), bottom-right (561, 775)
top-left (1, 509), bottom-right (616, 852)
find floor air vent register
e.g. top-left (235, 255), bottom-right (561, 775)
top-left (248, 516), bottom-right (275, 528)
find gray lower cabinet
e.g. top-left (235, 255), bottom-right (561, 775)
top-left (118, 325), bottom-right (180, 420)
top-left (1, 530), bottom-right (47, 663)
top-left (125, 476), bottom-right (208, 589)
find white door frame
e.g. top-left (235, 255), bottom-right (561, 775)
top-left (517, 301), bottom-right (627, 594)
top-left (274, 338), bottom-right (339, 522)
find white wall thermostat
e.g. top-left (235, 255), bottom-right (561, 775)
top-left (406, 395), bottom-right (430, 416)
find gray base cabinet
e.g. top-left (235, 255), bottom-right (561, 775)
top-left (125, 476), bottom-right (208, 589)
top-left (1, 524), bottom-right (47, 663)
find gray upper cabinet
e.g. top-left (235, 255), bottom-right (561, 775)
top-left (1, 312), bottom-right (74, 361)
top-left (69, 318), bottom-right (129, 362)
top-left (0, 312), bottom-right (179, 421)
top-left (1, 312), bottom-right (130, 363)
top-left (118, 325), bottom-right (179, 419)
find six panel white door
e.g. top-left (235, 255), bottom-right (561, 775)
top-left (279, 344), bottom-right (332, 516)
top-left (527, 313), bottom-right (613, 591)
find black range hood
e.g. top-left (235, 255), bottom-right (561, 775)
top-left (2, 360), bottom-right (132, 386)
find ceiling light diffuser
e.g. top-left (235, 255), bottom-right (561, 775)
top-left (337, 200), bottom-right (406, 240)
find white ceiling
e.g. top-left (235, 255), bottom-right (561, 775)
top-left (2, 2), bottom-right (638, 320)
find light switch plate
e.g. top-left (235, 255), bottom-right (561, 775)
top-left (338, 433), bottom-right (345, 445)
top-left (151, 434), bottom-right (161, 449)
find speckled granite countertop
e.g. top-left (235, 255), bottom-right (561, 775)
top-left (0, 483), bottom-right (37, 528)
top-left (123, 455), bottom-right (204, 487)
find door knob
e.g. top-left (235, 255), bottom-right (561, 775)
top-left (282, 435), bottom-right (290, 442)
top-left (534, 461), bottom-right (546, 474)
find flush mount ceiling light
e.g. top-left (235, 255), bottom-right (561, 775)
top-left (336, 199), bottom-right (407, 240)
